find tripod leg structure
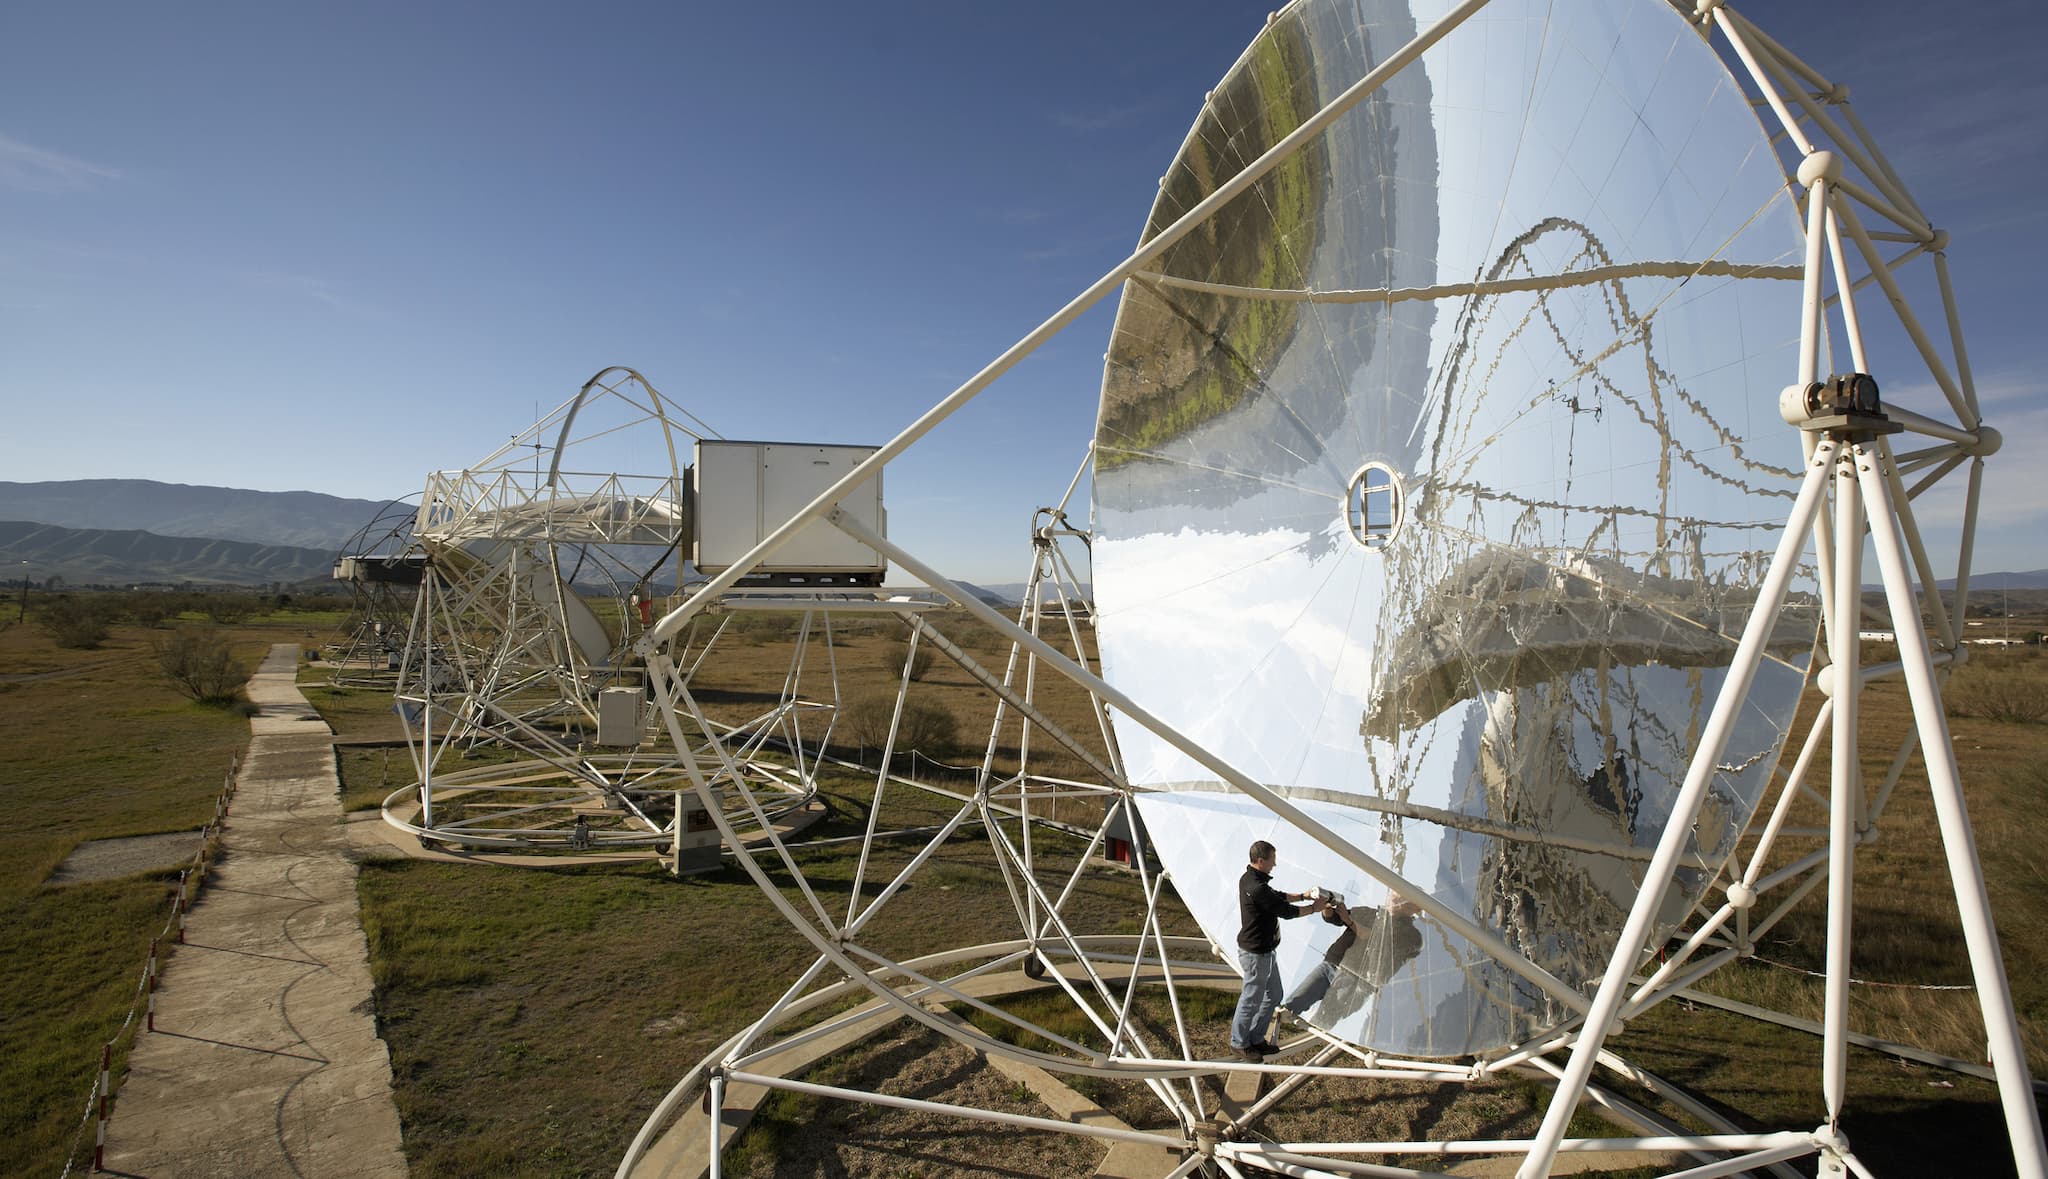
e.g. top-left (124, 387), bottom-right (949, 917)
top-left (1522, 430), bottom-right (2047, 1178)
top-left (1857, 439), bottom-right (2047, 1177)
top-left (1822, 436), bottom-right (1865, 1125)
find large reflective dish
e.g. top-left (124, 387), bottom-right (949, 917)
top-left (1094, 0), bottom-right (1820, 1057)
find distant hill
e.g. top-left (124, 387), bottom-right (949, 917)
top-left (952, 582), bottom-right (1021, 609)
top-left (974, 581), bottom-right (1091, 606)
top-left (1863, 569), bottom-right (2048, 592)
top-left (1944, 569), bottom-right (2048, 591)
top-left (0, 479), bottom-right (393, 551)
top-left (0, 520), bottom-right (336, 587)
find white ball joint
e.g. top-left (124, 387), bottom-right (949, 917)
top-left (1726, 881), bottom-right (1757, 911)
top-left (1797, 149), bottom-right (1841, 188)
top-left (1967, 424), bottom-right (2003, 457)
top-left (1812, 660), bottom-right (1857, 699)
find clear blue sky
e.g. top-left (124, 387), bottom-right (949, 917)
top-left (2, 1), bottom-right (2039, 581)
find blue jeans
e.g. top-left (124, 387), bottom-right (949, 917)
top-left (1281, 958), bottom-right (1338, 1016)
top-left (1232, 948), bottom-right (1281, 1048)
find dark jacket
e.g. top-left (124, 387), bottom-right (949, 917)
top-left (1237, 866), bottom-right (1304, 954)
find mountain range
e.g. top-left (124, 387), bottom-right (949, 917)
top-left (0, 479), bottom-right (2039, 601)
top-left (0, 479), bottom-right (394, 552)
top-left (0, 520), bottom-right (338, 587)
top-left (0, 479), bottom-right (397, 587)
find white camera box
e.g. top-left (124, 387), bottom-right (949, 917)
top-left (693, 440), bottom-right (886, 577)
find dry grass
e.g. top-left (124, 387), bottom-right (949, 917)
top-left (1696, 665), bottom-right (2048, 1075)
top-left (1946, 646), bottom-right (2048, 724)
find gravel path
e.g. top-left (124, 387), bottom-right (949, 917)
top-left (47, 830), bottom-right (203, 884)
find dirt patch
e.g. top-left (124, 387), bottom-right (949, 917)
top-left (48, 830), bottom-right (200, 885)
top-left (0, 655), bottom-right (128, 685)
top-left (729, 1021), bottom-right (1105, 1178)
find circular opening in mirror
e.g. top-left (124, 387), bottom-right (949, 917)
top-left (1345, 462), bottom-right (1403, 551)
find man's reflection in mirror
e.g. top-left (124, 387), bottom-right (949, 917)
top-left (1279, 894), bottom-right (1424, 1026)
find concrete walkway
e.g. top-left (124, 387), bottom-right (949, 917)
top-left (103, 645), bottom-right (406, 1178)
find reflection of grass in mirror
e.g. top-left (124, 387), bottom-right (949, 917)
top-left (1095, 18), bottom-right (1315, 473)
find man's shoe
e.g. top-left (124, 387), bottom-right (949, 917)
top-left (1236, 1045), bottom-right (1265, 1062)
top-left (1252, 1040), bottom-right (1281, 1056)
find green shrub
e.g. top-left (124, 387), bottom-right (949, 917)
top-left (883, 632), bottom-right (938, 681)
top-left (153, 625), bottom-right (250, 705)
top-left (200, 593), bottom-right (264, 624)
top-left (836, 689), bottom-right (958, 759)
top-left (1945, 668), bottom-right (2048, 724)
top-left (37, 596), bottom-right (113, 649)
top-left (126, 597), bottom-right (173, 627)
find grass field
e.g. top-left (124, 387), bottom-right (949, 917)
top-left (0, 602), bottom-right (343, 1175)
top-left (8, 595), bottom-right (2048, 1177)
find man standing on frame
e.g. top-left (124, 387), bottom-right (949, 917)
top-left (1232, 839), bottom-right (1325, 1061)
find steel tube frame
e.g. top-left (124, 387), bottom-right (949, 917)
top-left (1822, 440), bottom-right (1863, 1123)
top-left (621, 2), bottom-right (2034, 1174)
top-left (721, 1070), bottom-right (1184, 1149)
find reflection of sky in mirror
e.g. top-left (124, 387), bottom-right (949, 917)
top-left (1095, 0), bottom-right (1817, 1055)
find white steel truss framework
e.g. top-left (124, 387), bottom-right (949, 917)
top-left (618, 4), bottom-right (2043, 1176)
top-left (384, 367), bottom-right (815, 852)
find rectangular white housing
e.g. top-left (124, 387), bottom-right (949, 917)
top-left (595, 686), bottom-right (644, 746)
top-left (693, 440), bottom-right (886, 577)
top-left (672, 801), bottom-right (722, 875)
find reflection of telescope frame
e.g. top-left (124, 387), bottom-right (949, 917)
top-left (326, 497), bottom-right (425, 691)
top-left (618, 4), bottom-right (2046, 1177)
